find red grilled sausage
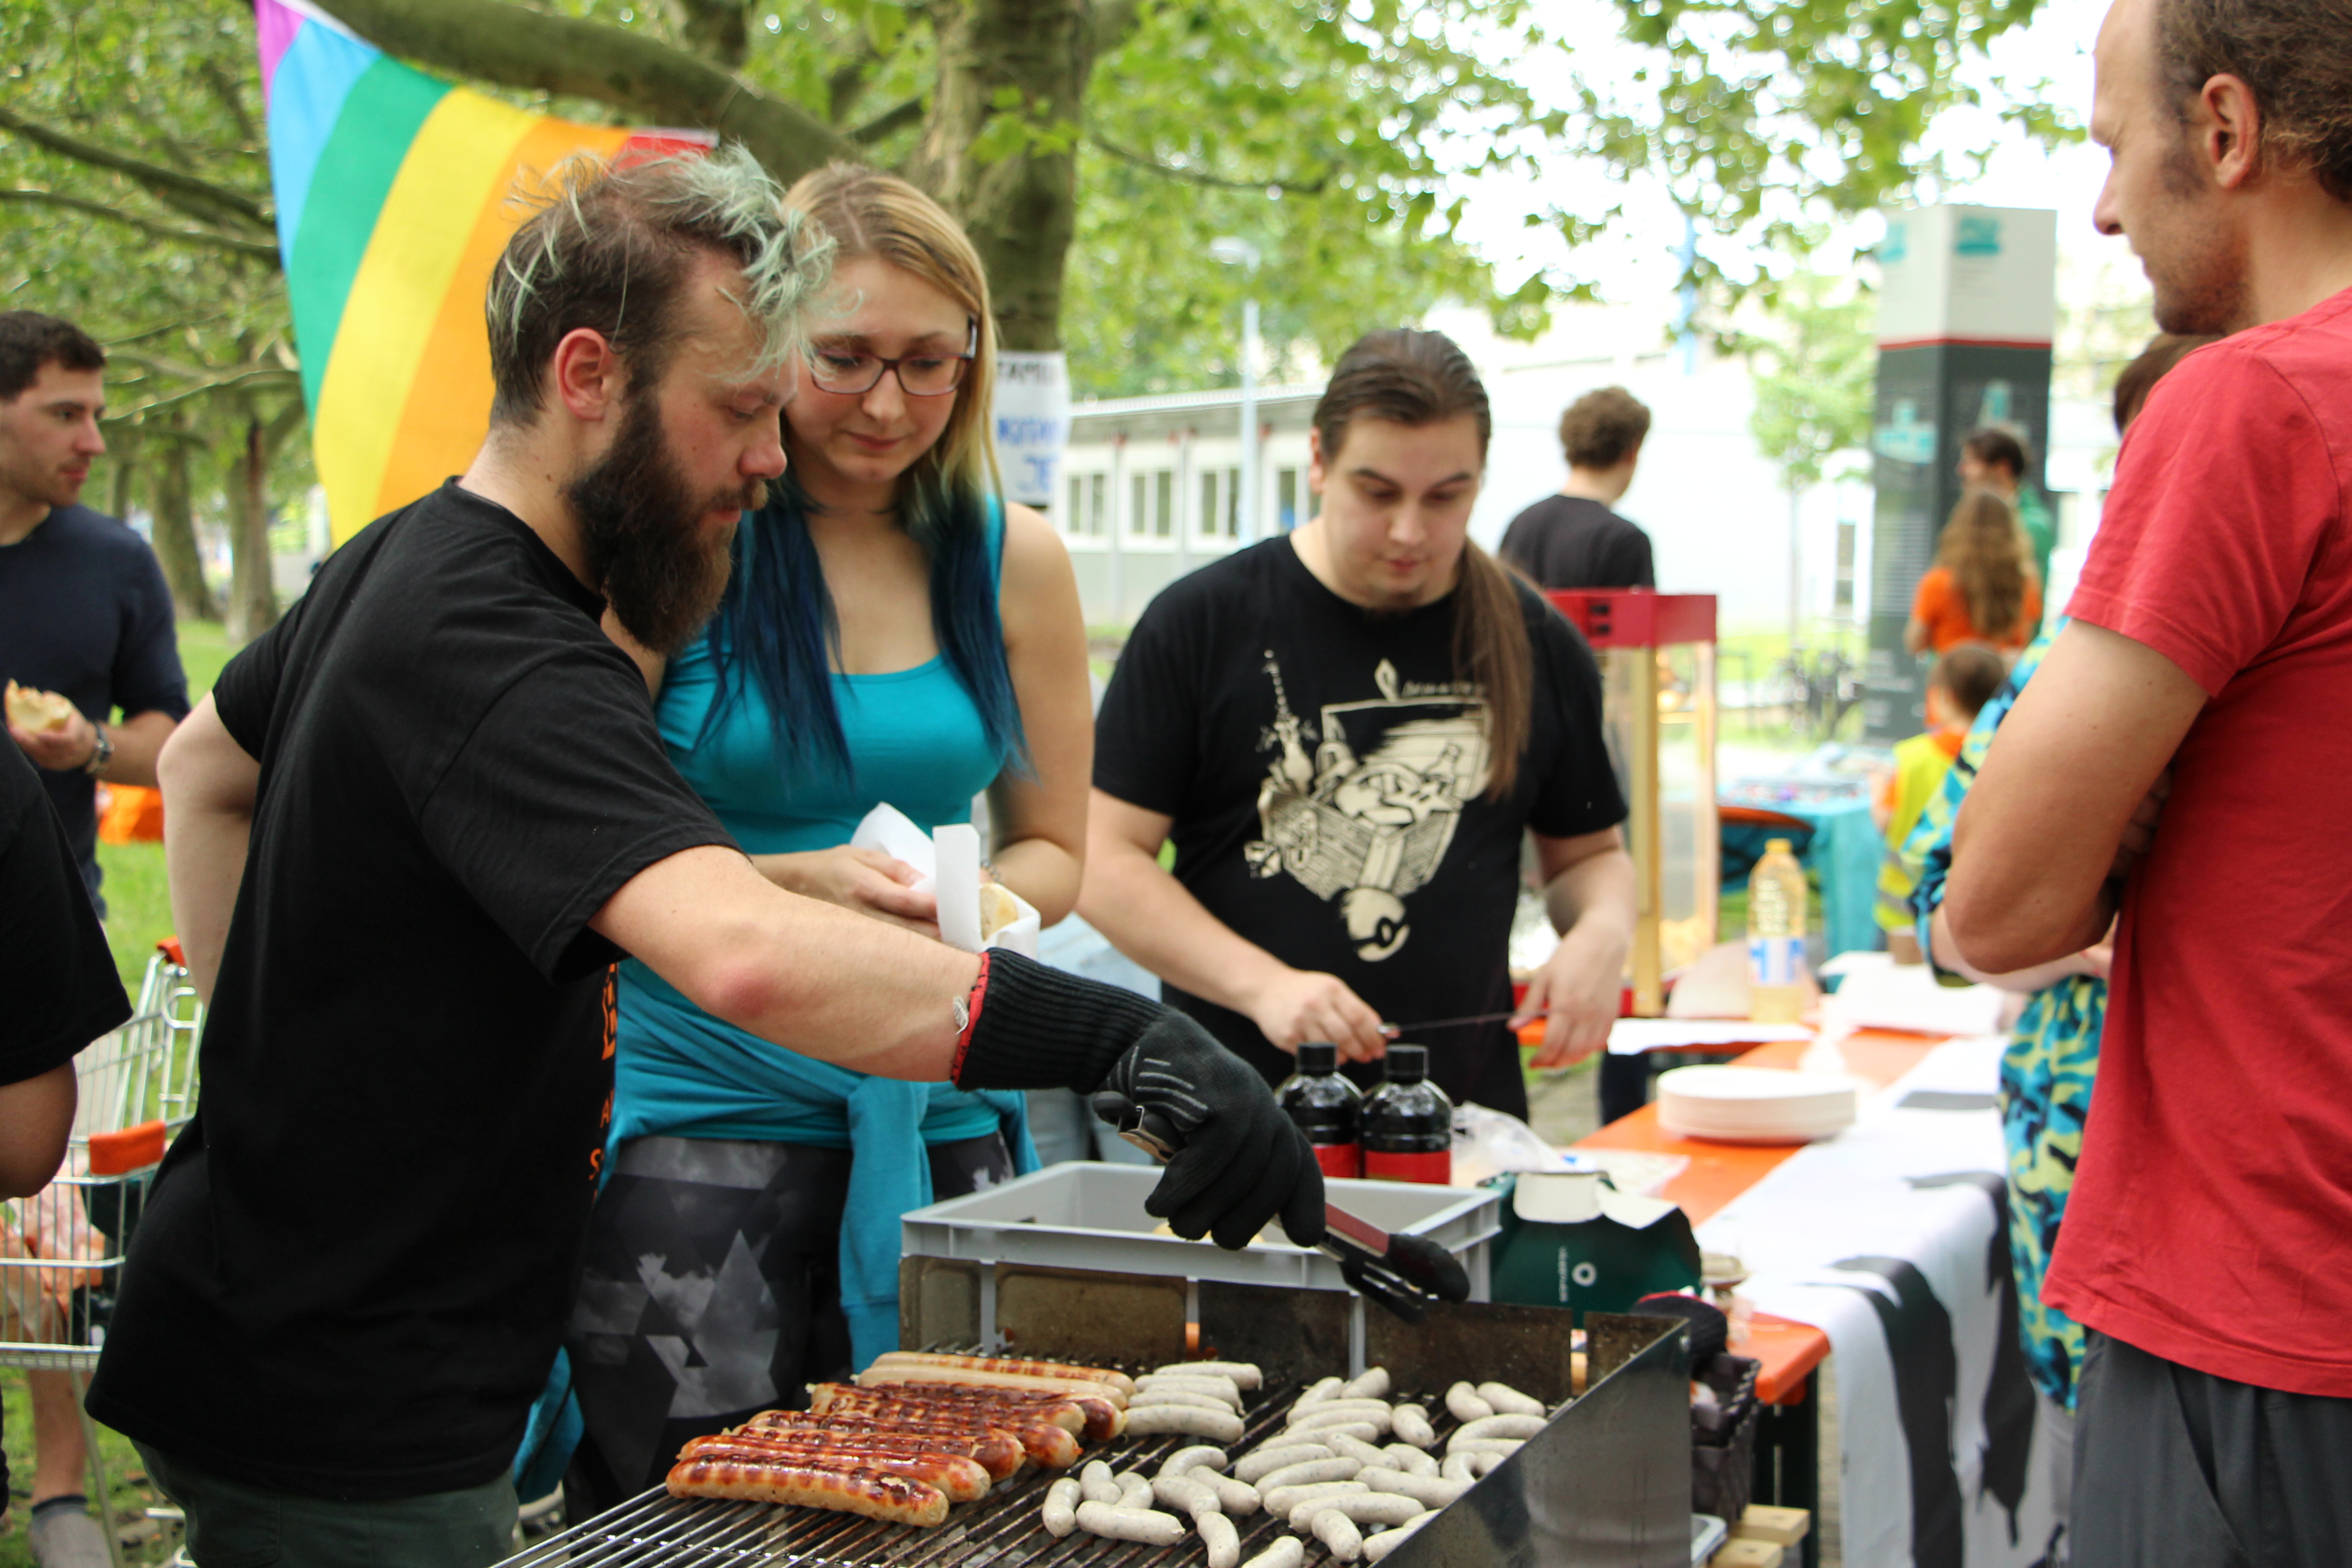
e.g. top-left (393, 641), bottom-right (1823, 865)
top-left (664, 1455), bottom-right (949, 1527)
top-left (740, 1411), bottom-right (1026, 1479)
top-left (677, 1438), bottom-right (990, 1504)
top-left (867, 1351), bottom-right (1136, 1398)
top-left (832, 1381), bottom-right (1125, 1442)
top-left (794, 1393), bottom-right (1083, 1468)
top-left (812, 1382), bottom-right (1115, 1444)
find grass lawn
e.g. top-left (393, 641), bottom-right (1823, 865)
top-left (0, 1370), bottom-right (174, 1565)
top-left (92, 621), bottom-right (236, 994)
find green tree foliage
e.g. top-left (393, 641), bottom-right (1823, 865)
top-left (1748, 270), bottom-right (1875, 494)
top-left (0, 0), bottom-right (303, 633)
top-left (1574, 0), bottom-right (2078, 312)
top-left (1748, 268), bottom-right (1874, 647)
top-left (1060, 0), bottom-right (1562, 392)
top-left (6, 0), bottom-right (2068, 438)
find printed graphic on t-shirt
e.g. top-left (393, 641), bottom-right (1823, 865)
top-left (1245, 653), bottom-right (1490, 961)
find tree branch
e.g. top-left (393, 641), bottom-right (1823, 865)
top-left (1088, 0), bottom-right (1147, 60)
top-left (850, 96), bottom-right (926, 145)
top-left (103, 362), bottom-right (305, 418)
top-left (0, 189), bottom-right (281, 265)
top-left (309, 0), bottom-right (856, 185)
top-left (1088, 134), bottom-right (1324, 195)
top-left (0, 105), bottom-right (272, 232)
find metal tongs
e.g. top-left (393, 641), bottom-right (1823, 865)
top-left (1092, 1093), bottom-right (1472, 1324)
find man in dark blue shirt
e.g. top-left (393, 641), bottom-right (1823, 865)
top-left (0, 313), bottom-right (191, 917)
top-left (0, 310), bottom-right (186, 1568)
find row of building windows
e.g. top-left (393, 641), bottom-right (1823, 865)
top-left (1060, 466), bottom-right (1304, 539)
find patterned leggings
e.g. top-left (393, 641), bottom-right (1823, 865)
top-left (562, 1132), bottom-right (1014, 1516)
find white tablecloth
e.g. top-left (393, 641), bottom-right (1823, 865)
top-left (1699, 1037), bottom-right (2067, 1568)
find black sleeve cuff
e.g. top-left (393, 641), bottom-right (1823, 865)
top-left (952, 950), bottom-right (1165, 1093)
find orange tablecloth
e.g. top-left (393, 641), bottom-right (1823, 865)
top-left (1574, 1029), bottom-right (1950, 1403)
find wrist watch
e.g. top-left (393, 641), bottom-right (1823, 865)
top-left (83, 724), bottom-right (114, 777)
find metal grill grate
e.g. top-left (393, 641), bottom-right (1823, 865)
top-left (501, 1376), bottom-right (1461, 1566)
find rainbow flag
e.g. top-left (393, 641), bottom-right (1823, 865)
top-left (255, 0), bottom-right (709, 544)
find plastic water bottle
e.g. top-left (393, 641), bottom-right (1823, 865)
top-left (1747, 838), bottom-right (1808, 1024)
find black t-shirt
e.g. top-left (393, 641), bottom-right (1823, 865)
top-left (0, 742), bottom-right (129, 1086)
top-left (1093, 539), bottom-right (1625, 1117)
top-left (1497, 495), bottom-right (1656, 590)
top-left (87, 482), bottom-right (735, 1500)
top-left (0, 504), bottom-right (191, 870)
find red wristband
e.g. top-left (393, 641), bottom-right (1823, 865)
top-left (950, 951), bottom-right (993, 1084)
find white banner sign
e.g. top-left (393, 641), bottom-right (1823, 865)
top-left (992, 351), bottom-right (1070, 507)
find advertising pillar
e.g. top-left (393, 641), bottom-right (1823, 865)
top-left (1865, 206), bottom-right (2056, 740)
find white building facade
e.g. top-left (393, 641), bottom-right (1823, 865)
top-left (1051, 386), bottom-right (1322, 625)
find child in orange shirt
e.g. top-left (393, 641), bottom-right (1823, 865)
top-left (1874, 643), bottom-right (2007, 959)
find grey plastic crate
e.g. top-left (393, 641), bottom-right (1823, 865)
top-left (902, 1161), bottom-right (1500, 1299)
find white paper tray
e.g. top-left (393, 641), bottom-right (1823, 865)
top-left (902, 1162), bottom-right (1501, 1300)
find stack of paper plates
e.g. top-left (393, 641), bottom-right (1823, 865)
top-left (1656, 1066), bottom-right (1858, 1145)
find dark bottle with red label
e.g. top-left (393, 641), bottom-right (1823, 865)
top-left (1277, 1041), bottom-right (1362, 1180)
top-left (1362, 1044), bottom-right (1453, 1185)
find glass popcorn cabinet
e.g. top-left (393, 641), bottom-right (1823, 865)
top-left (1544, 591), bottom-right (1720, 1017)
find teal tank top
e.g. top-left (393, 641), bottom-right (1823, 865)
top-left (615, 500), bottom-right (1010, 1147)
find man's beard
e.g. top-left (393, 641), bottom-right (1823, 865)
top-left (567, 389), bottom-right (766, 656)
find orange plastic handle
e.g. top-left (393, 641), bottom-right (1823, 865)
top-left (89, 1120), bottom-right (167, 1177)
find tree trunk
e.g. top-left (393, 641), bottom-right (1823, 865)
top-left (225, 414), bottom-right (278, 642)
top-left (107, 423), bottom-right (139, 521)
top-left (150, 421), bottom-right (219, 622)
top-left (911, 0), bottom-right (1092, 351)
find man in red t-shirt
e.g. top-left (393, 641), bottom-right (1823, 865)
top-left (1945, 0), bottom-right (2352, 1561)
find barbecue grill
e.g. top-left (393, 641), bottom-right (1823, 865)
top-left (497, 1284), bottom-right (1693, 1568)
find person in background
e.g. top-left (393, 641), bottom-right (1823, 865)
top-left (1871, 641), bottom-right (2004, 962)
top-left (1896, 329), bottom-right (2218, 1564)
top-left (563, 165), bottom-right (1092, 1515)
top-left (1959, 426), bottom-right (2055, 620)
top-left (1946, 0), bottom-right (2352, 1552)
top-left (1082, 329), bottom-right (1637, 1119)
top-left (1904, 489), bottom-right (2042, 655)
top-left (0, 313), bottom-right (190, 914)
top-left (0, 743), bottom-right (122, 1568)
top-left (1498, 385), bottom-right (1654, 590)
top-left (0, 309), bottom-right (188, 1568)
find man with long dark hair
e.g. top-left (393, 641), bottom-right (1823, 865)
top-left (1945, 0), bottom-right (2352, 1557)
top-left (85, 149), bottom-right (1318, 1565)
top-left (1083, 328), bottom-right (1637, 1120)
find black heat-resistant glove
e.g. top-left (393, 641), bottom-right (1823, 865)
top-left (954, 951), bottom-right (1326, 1251)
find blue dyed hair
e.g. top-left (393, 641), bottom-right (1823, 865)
top-left (699, 472), bottom-right (1027, 789)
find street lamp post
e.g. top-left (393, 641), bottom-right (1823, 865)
top-left (1210, 237), bottom-right (1262, 542)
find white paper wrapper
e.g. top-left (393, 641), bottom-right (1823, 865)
top-left (848, 804), bottom-right (1039, 955)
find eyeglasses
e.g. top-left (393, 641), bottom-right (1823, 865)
top-left (804, 321), bottom-right (978, 398)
